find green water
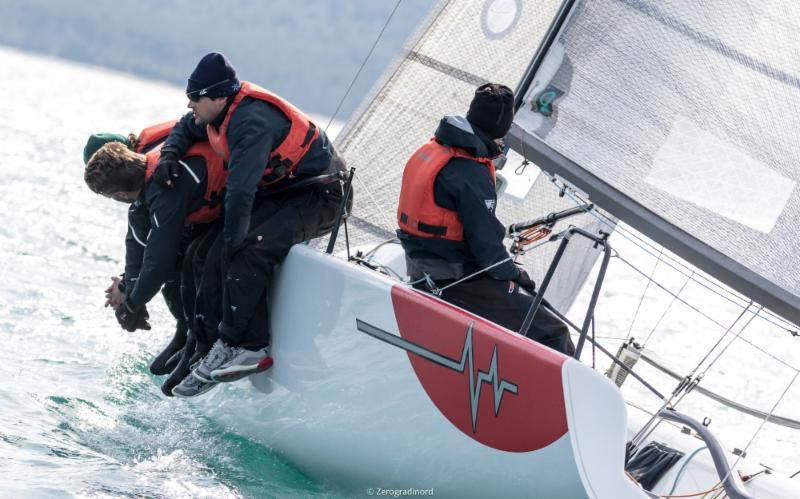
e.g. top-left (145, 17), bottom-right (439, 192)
top-left (0, 47), bottom-right (342, 498)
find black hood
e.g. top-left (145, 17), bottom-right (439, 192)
top-left (433, 116), bottom-right (501, 159)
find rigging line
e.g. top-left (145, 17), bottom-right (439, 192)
top-left (354, 172), bottom-right (395, 235)
top-left (590, 334), bottom-right (631, 341)
top-left (324, 0), bottom-right (403, 132)
top-left (641, 270), bottom-right (695, 348)
top-left (639, 352), bottom-right (800, 429)
top-left (436, 237), bottom-right (556, 294)
top-left (631, 303), bottom-right (754, 447)
top-left (616, 222), bottom-right (752, 312)
top-left (554, 175), bottom-right (755, 310)
top-left (721, 370), bottom-right (800, 488)
top-left (586, 193), bottom-right (795, 336)
top-left (666, 305), bottom-right (759, 417)
top-left (625, 245), bottom-right (663, 341)
top-left (731, 326), bottom-right (800, 374)
top-left (546, 304), bottom-right (666, 400)
top-left (614, 252), bottom-right (739, 334)
top-left (550, 173), bottom-right (758, 310)
top-left (697, 304), bottom-right (762, 379)
top-left (617, 252), bottom-right (800, 373)
top-left (551, 175), bottom-right (798, 333)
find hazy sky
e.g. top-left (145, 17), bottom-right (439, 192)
top-left (0, 0), bottom-right (434, 118)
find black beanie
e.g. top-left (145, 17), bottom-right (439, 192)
top-left (186, 52), bottom-right (241, 99)
top-left (466, 83), bottom-right (515, 139)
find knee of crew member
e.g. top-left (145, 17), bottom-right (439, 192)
top-left (191, 249), bottom-right (207, 273)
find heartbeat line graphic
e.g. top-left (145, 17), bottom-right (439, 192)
top-left (356, 319), bottom-right (518, 433)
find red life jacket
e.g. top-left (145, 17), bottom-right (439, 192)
top-left (144, 142), bottom-right (228, 225)
top-left (206, 81), bottom-right (319, 187)
top-left (136, 120), bottom-right (177, 153)
top-left (397, 139), bottom-right (496, 242)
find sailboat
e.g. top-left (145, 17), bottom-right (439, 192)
top-left (195, 1), bottom-right (800, 497)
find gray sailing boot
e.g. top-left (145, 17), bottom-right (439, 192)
top-left (172, 373), bottom-right (217, 398)
top-left (192, 339), bottom-right (272, 383)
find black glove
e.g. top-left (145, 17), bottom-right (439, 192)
top-left (514, 270), bottom-right (537, 295)
top-left (115, 299), bottom-right (151, 332)
top-left (152, 152), bottom-right (180, 188)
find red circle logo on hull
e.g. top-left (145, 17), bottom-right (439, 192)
top-left (389, 286), bottom-right (568, 452)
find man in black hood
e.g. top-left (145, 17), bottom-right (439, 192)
top-left (152, 52), bottom-right (350, 392)
top-left (397, 83), bottom-right (573, 355)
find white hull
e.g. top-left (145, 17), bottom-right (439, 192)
top-left (194, 245), bottom-right (797, 498)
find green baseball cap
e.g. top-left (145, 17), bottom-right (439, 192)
top-left (83, 133), bottom-right (132, 165)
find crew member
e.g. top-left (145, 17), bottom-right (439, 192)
top-left (153, 53), bottom-right (350, 384)
top-left (397, 83), bottom-right (573, 354)
top-left (84, 127), bottom-right (192, 376)
top-left (84, 133), bottom-right (229, 396)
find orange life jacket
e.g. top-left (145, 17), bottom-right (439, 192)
top-left (136, 120), bottom-right (177, 153)
top-left (206, 81), bottom-right (319, 187)
top-left (144, 142), bottom-right (228, 225)
top-left (397, 139), bottom-right (496, 242)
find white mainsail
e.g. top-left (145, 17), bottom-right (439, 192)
top-left (509, 0), bottom-right (800, 486)
top-left (510, 0), bottom-right (800, 325)
top-left (334, 0), bottom-right (612, 312)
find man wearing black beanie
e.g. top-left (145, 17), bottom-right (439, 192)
top-left (396, 83), bottom-right (573, 355)
top-left (153, 52), bottom-right (350, 394)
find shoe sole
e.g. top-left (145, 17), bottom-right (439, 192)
top-left (210, 356), bottom-right (273, 383)
top-left (191, 370), bottom-right (214, 383)
top-left (171, 381), bottom-right (218, 398)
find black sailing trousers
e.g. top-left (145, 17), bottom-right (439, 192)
top-left (160, 226), bottom-right (196, 326)
top-left (181, 221), bottom-right (224, 348)
top-left (416, 276), bottom-right (575, 355)
top-left (218, 184), bottom-right (348, 348)
top-left (158, 222), bottom-right (222, 395)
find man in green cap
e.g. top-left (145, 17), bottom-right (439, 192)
top-left (84, 124), bottom-right (233, 397)
top-left (83, 129), bottom-right (192, 380)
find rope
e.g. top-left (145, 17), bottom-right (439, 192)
top-left (360, 237), bottom-right (400, 260)
top-left (354, 172), bottom-right (395, 234)
top-left (324, 0), bottom-right (403, 132)
top-left (687, 303), bottom-right (756, 381)
top-left (658, 483), bottom-right (724, 498)
top-left (435, 236), bottom-right (557, 294)
top-left (667, 447), bottom-right (709, 495)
